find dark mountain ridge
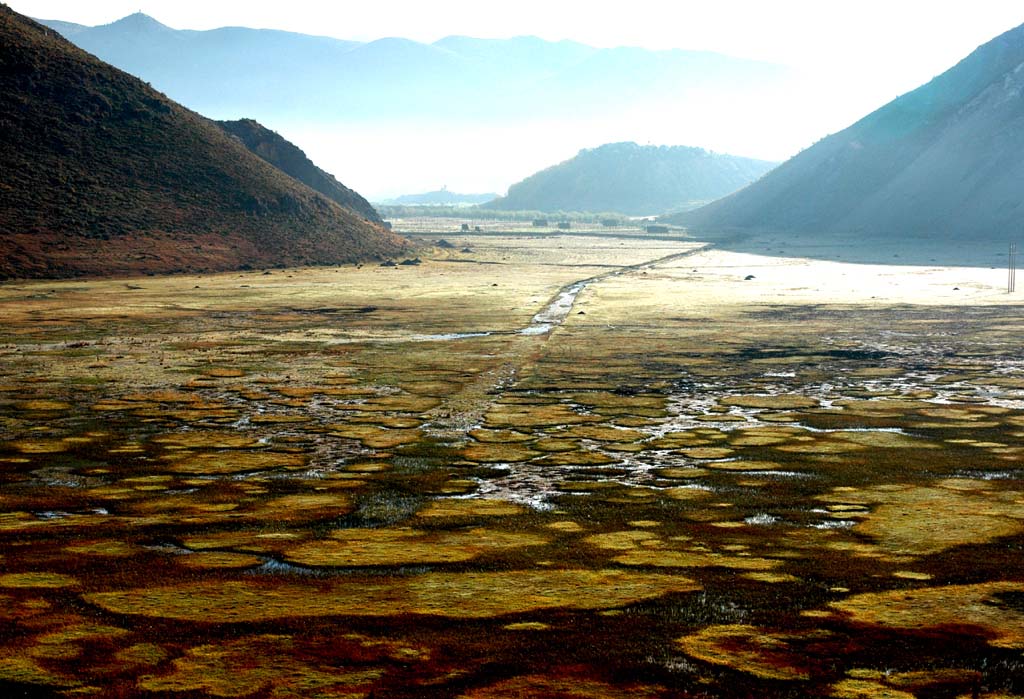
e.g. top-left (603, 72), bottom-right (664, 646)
top-left (671, 22), bottom-right (1024, 244)
top-left (0, 5), bottom-right (405, 279)
top-left (217, 118), bottom-right (381, 223)
top-left (489, 142), bottom-right (777, 215)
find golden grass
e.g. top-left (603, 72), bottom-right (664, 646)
top-left (137, 635), bottom-right (383, 697)
top-left (676, 625), bottom-right (812, 681)
top-left (820, 483), bottom-right (1024, 555)
top-left (0, 572), bottom-right (79, 588)
top-left (827, 582), bottom-right (1024, 648)
top-left (416, 499), bottom-right (526, 518)
top-left (284, 527), bottom-right (548, 567)
top-left (85, 570), bottom-right (701, 621)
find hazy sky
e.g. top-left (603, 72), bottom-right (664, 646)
top-left (16, 0), bottom-right (1024, 74)
top-left (10, 1), bottom-right (1024, 198)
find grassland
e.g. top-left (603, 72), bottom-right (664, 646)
top-left (1, 228), bottom-right (1023, 698)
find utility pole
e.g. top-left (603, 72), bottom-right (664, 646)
top-left (1010, 242), bottom-right (1017, 294)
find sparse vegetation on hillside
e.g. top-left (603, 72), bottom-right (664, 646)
top-left (217, 118), bottom-right (382, 224)
top-left (0, 6), bottom-right (406, 279)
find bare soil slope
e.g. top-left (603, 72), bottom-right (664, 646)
top-left (0, 6), bottom-right (406, 279)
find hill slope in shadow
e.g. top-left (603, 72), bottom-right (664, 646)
top-left (0, 6), bottom-right (405, 279)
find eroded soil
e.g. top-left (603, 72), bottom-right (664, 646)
top-left (1, 233), bottom-right (1023, 698)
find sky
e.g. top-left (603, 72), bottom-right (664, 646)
top-left (16, 0), bottom-right (1024, 74)
top-left (9, 1), bottom-right (1024, 198)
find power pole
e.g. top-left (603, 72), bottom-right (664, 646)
top-left (1010, 242), bottom-right (1017, 294)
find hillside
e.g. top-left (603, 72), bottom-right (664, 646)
top-left (670, 22), bottom-right (1024, 242)
top-left (0, 6), bottom-right (405, 279)
top-left (217, 118), bottom-right (381, 223)
top-left (381, 189), bottom-right (499, 206)
top-left (488, 143), bottom-right (777, 215)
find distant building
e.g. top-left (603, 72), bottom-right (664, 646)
top-left (557, 221), bottom-right (571, 230)
top-left (461, 223), bottom-right (470, 232)
top-left (645, 224), bottom-right (669, 233)
top-left (532, 219), bottom-right (549, 227)
top-left (602, 219), bottom-right (620, 227)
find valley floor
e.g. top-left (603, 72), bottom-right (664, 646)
top-left (1, 232), bottom-right (1023, 698)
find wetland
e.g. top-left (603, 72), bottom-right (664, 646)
top-left (2, 227), bottom-right (1024, 697)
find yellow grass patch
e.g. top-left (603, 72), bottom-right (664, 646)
top-left (85, 569), bottom-right (702, 621)
top-left (676, 625), bottom-right (813, 681)
top-left (460, 443), bottom-right (540, 463)
top-left (828, 582), bottom-right (1024, 648)
top-left (137, 634), bottom-right (383, 697)
top-left (830, 679), bottom-right (915, 699)
top-left (821, 483), bottom-right (1024, 555)
top-left (681, 447), bottom-right (735, 459)
top-left (176, 552), bottom-right (264, 570)
top-left (151, 431), bottom-right (259, 449)
top-left (0, 572), bottom-right (79, 588)
top-left (165, 451), bottom-right (307, 475)
top-left (284, 527), bottom-right (548, 567)
top-left (459, 675), bottom-right (663, 698)
top-left (720, 395), bottom-right (819, 410)
top-left (416, 499), bottom-right (525, 518)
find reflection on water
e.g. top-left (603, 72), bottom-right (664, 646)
top-left (521, 282), bottom-right (587, 335)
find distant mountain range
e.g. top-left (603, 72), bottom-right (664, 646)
top-left (0, 7), bottom-right (404, 279)
top-left (38, 13), bottom-right (791, 123)
top-left (37, 13), bottom-right (798, 197)
top-left (670, 21), bottom-right (1024, 242)
top-left (487, 143), bottom-right (777, 215)
top-left (378, 190), bottom-right (499, 206)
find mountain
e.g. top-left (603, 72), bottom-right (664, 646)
top-left (217, 118), bottom-right (381, 223)
top-left (487, 143), bottom-right (777, 215)
top-left (34, 17), bottom-right (85, 36)
top-left (36, 15), bottom-right (791, 123)
top-left (36, 13), bottom-right (370, 120)
top-left (380, 189), bottom-right (500, 206)
top-left (36, 14), bottom-right (799, 198)
top-left (0, 6), bottom-right (405, 279)
top-left (669, 22), bottom-right (1024, 242)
